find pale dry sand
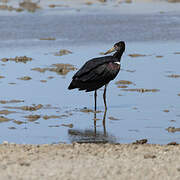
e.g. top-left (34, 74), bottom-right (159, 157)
top-left (0, 143), bottom-right (180, 180)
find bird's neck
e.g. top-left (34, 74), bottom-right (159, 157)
top-left (113, 51), bottom-right (124, 61)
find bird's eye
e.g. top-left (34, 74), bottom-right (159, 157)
top-left (114, 45), bottom-right (119, 51)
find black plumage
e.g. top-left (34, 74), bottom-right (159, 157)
top-left (68, 41), bottom-right (125, 110)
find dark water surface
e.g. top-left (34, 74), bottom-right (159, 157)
top-left (1, 11), bottom-right (180, 46)
top-left (0, 9), bottom-right (180, 144)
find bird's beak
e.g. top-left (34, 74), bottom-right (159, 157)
top-left (104, 47), bottom-right (115, 55)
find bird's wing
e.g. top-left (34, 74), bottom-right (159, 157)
top-left (78, 63), bottom-right (107, 82)
top-left (77, 62), bottom-right (120, 83)
top-left (72, 56), bottom-right (117, 79)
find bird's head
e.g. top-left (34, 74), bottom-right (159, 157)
top-left (104, 41), bottom-right (125, 55)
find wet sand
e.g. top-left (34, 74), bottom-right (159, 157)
top-left (1, 143), bottom-right (180, 180)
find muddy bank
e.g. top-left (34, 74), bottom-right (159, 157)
top-left (0, 143), bottom-right (180, 180)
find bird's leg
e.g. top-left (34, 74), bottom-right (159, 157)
top-left (94, 90), bottom-right (97, 112)
top-left (94, 90), bottom-right (97, 137)
top-left (103, 84), bottom-right (108, 110)
top-left (94, 111), bottom-right (97, 137)
top-left (103, 109), bottom-right (107, 136)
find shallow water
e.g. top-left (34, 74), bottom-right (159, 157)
top-left (0, 41), bottom-right (180, 144)
top-left (0, 7), bottom-right (180, 144)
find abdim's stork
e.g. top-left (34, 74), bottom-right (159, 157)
top-left (68, 41), bottom-right (125, 111)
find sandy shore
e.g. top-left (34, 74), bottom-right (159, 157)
top-left (0, 143), bottom-right (180, 180)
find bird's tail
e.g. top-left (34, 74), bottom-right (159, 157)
top-left (68, 81), bottom-right (76, 90)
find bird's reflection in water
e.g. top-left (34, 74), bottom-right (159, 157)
top-left (94, 109), bottom-right (107, 137)
top-left (68, 110), bottom-right (116, 143)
